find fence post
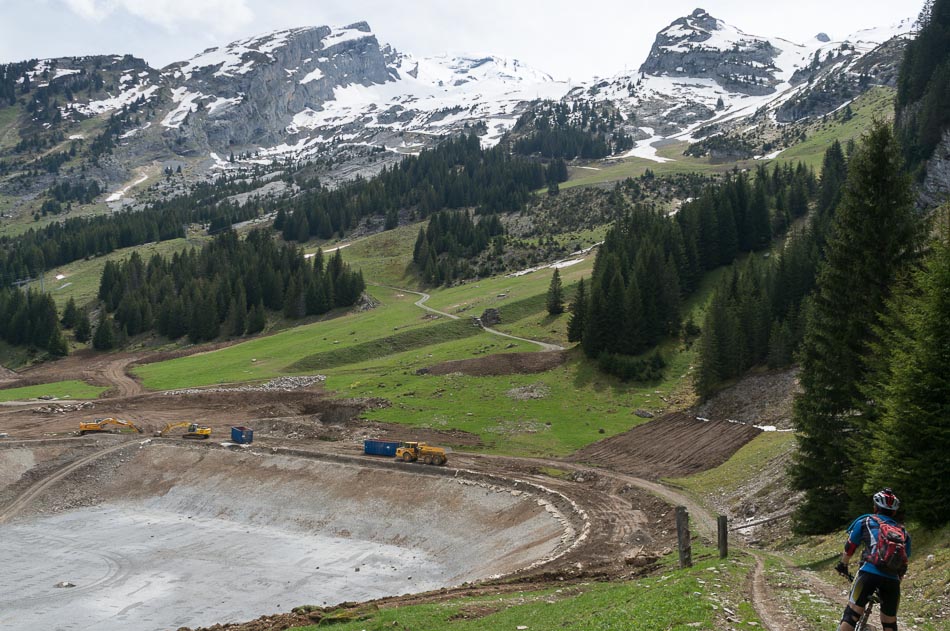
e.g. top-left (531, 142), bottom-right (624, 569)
top-left (718, 515), bottom-right (728, 558)
top-left (676, 506), bottom-right (692, 568)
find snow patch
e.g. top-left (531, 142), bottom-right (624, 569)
top-left (72, 84), bottom-right (158, 116)
top-left (300, 67), bottom-right (325, 84)
top-left (106, 173), bottom-right (149, 203)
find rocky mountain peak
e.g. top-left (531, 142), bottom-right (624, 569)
top-left (639, 9), bottom-right (780, 95)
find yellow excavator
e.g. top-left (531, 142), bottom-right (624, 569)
top-left (155, 422), bottom-right (212, 440)
top-left (78, 418), bottom-right (143, 435)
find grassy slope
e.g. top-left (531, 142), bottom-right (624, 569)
top-left (0, 106), bottom-right (21, 152)
top-left (133, 227), bottom-right (711, 456)
top-left (0, 379), bottom-right (107, 402)
top-left (134, 224), bottom-right (739, 456)
top-left (330, 223), bottom-right (423, 288)
top-left (773, 86), bottom-right (896, 171)
top-left (132, 286), bottom-right (461, 389)
top-left (290, 547), bottom-right (760, 631)
top-left (562, 87), bottom-right (896, 189)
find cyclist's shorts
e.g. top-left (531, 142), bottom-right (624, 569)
top-left (850, 570), bottom-right (901, 617)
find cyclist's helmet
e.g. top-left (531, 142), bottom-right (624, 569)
top-left (873, 488), bottom-right (900, 512)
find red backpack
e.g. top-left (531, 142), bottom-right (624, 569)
top-left (867, 516), bottom-right (909, 576)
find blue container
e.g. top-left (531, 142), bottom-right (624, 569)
top-left (231, 426), bottom-right (254, 444)
top-left (363, 439), bottom-right (401, 457)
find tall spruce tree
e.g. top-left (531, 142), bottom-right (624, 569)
top-left (74, 310), bottom-right (92, 343)
top-left (865, 220), bottom-right (950, 528)
top-left (546, 268), bottom-right (564, 315)
top-left (789, 121), bottom-right (921, 533)
top-left (92, 315), bottom-right (115, 351)
top-left (567, 278), bottom-right (587, 343)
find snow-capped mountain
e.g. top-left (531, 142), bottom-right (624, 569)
top-left (150, 22), bottom-right (565, 162)
top-left (574, 8), bottom-right (914, 161)
top-left (0, 8), bottom-right (917, 210)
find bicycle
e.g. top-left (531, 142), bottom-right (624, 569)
top-left (838, 569), bottom-right (881, 631)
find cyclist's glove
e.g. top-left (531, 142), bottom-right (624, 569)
top-left (835, 561), bottom-right (849, 577)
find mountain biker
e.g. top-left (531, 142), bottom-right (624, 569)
top-left (835, 488), bottom-right (911, 631)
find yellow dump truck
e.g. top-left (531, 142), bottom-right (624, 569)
top-left (395, 441), bottom-right (448, 466)
top-left (78, 418), bottom-right (142, 435)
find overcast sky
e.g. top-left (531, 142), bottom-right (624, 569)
top-left (0, 0), bottom-right (922, 81)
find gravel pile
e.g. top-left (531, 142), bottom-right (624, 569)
top-left (31, 401), bottom-right (95, 414)
top-left (162, 375), bottom-right (326, 396)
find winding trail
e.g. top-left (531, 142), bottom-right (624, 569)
top-left (375, 284), bottom-right (564, 351)
top-left (100, 356), bottom-right (146, 398)
top-left (0, 440), bottom-right (146, 524)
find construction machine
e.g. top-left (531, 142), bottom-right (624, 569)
top-left (78, 418), bottom-right (142, 435)
top-left (155, 422), bottom-right (212, 440)
top-left (395, 441), bottom-right (448, 466)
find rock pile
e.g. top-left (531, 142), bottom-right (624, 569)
top-left (32, 401), bottom-right (95, 414)
top-left (163, 376), bottom-right (326, 396)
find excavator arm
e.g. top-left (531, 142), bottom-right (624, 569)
top-left (156, 421), bottom-right (211, 439)
top-left (79, 418), bottom-right (142, 435)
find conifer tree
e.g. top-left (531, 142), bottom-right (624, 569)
top-left (546, 268), bottom-right (564, 315)
top-left (865, 221), bottom-right (950, 528)
top-left (47, 327), bottom-right (68, 357)
top-left (790, 121), bottom-right (921, 533)
top-left (93, 315), bottom-right (115, 350)
top-left (246, 301), bottom-right (266, 334)
top-left (74, 310), bottom-right (92, 343)
top-left (566, 278), bottom-right (587, 343)
top-left (61, 297), bottom-right (79, 329)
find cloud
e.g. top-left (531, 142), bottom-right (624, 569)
top-left (61, 0), bottom-right (254, 33)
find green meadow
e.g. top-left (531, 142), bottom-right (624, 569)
top-left (0, 379), bottom-right (107, 402)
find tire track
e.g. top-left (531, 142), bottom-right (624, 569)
top-left (0, 440), bottom-right (146, 524)
top-left (100, 356), bottom-right (145, 398)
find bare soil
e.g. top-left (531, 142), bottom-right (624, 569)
top-left (568, 412), bottom-right (762, 478)
top-left (693, 367), bottom-right (800, 429)
top-left (424, 350), bottom-right (567, 376)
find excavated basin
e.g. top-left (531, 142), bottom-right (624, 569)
top-left (0, 443), bottom-right (569, 630)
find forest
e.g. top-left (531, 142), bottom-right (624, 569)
top-left (566, 161), bottom-right (817, 381)
top-left (94, 229), bottom-right (365, 345)
top-left (512, 100), bottom-right (634, 160)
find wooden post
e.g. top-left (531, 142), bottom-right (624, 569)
top-left (676, 506), bottom-right (692, 568)
top-left (718, 515), bottom-right (728, 559)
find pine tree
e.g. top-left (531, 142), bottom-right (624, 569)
top-left (865, 222), bottom-right (950, 528)
top-left (567, 278), bottom-right (587, 343)
top-left (546, 268), bottom-right (564, 315)
top-left (93, 315), bottom-right (115, 351)
top-left (789, 121), bottom-right (921, 533)
top-left (74, 311), bottom-right (92, 343)
top-left (246, 301), bottom-right (267, 334)
top-left (47, 328), bottom-right (68, 357)
top-left (61, 297), bottom-right (79, 329)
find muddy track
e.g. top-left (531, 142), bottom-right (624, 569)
top-left (99, 356), bottom-right (145, 398)
top-left (0, 440), bottom-right (144, 524)
top-left (752, 555), bottom-right (794, 631)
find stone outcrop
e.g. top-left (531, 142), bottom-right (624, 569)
top-left (163, 23), bottom-right (393, 149)
top-left (639, 8), bottom-right (781, 96)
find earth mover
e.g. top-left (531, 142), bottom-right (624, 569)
top-left (156, 422), bottom-right (212, 440)
top-left (395, 441), bottom-right (448, 466)
top-left (79, 418), bottom-right (142, 435)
